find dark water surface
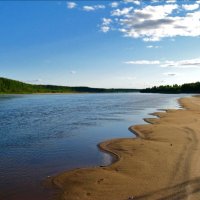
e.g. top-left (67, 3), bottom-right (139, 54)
top-left (0, 93), bottom-right (189, 200)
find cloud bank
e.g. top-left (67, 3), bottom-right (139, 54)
top-left (67, 1), bottom-right (200, 41)
top-left (125, 58), bottom-right (200, 68)
top-left (101, 0), bottom-right (200, 41)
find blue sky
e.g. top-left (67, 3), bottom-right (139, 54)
top-left (1, 0), bottom-right (200, 89)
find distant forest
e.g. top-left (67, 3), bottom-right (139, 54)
top-left (141, 82), bottom-right (200, 94)
top-left (1, 77), bottom-right (200, 94)
top-left (0, 77), bottom-right (139, 94)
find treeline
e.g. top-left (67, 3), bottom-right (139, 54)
top-left (141, 82), bottom-right (200, 94)
top-left (0, 77), bottom-right (139, 94)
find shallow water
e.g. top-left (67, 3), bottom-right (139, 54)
top-left (0, 93), bottom-right (189, 199)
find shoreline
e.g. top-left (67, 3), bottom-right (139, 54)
top-left (0, 92), bottom-right (140, 95)
top-left (51, 96), bottom-right (200, 200)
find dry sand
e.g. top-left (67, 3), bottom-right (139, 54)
top-left (52, 96), bottom-right (200, 200)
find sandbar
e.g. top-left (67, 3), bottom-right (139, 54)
top-left (52, 96), bottom-right (200, 200)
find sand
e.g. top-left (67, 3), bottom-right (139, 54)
top-left (52, 96), bottom-right (200, 200)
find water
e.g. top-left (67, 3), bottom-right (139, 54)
top-left (0, 93), bottom-right (189, 200)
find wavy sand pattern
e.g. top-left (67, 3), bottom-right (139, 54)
top-left (52, 97), bottom-right (200, 200)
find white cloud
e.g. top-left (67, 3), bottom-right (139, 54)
top-left (106, 2), bottom-right (200, 41)
top-left (146, 45), bottom-right (160, 48)
top-left (166, 0), bottom-right (176, 3)
top-left (124, 0), bottom-right (140, 5)
top-left (125, 58), bottom-right (200, 68)
top-left (161, 58), bottom-right (200, 68)
top-left (95, 5), bottom-right (105, 9)
top-left (102, 18), bottom-right (112, 25)
top-left (110, 2), bottom-right (119, 8)
top-left (101, 26), bottom-right (110, 33)
top-left (133, 0), bottom-right (140, 5)
top-left (125, 60), bottom-right (160, 65)
top-left (67, 2), bottom-right (77, 9)
top-left (83, 6), bottom-right (95, 11)
top-left (182, 4), bottom-right (199, 11)
top-left (146, 45), bottom-right (154, 48)
top-left (83, 5), bottom-right (105, 12)
top-left (100, 18), bottom-right (112, 32)
top-left (111, 7), bottom-right (133, 16)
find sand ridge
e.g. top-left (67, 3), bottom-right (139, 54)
top-left (52, 96), bottom-right (200, 200)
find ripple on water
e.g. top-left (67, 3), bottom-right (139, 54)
top-left (0, 93), bottom-right (189, 200)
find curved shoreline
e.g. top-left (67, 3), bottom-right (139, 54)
top-left (52, 96), bottom-right (200, 200)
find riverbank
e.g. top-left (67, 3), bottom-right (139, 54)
top-left (52, 96), bottom-right (200, 199)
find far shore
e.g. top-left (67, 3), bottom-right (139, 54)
top-left (0, 92), bottom-right (140, 95)
top-left (0, 92), bottom-right (89, 95)
top-left (51, 96), bottom-right (200, 200)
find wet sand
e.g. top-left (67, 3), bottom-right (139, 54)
top-left (52, 96), bottom-right (200, 200)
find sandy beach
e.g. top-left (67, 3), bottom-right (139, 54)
top-left (52, 96), bottom-right (200, 200)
